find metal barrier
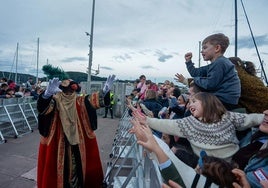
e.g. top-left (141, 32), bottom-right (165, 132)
top-left (103, 108), bottom-right (219, 188)
top-left (0, 130), bottom-right (6, 144)
top-left (103, 108), bottom-right (163, 188)
top-left (0, 97), bottom-right (38, 142)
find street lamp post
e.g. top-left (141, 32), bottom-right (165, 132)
top-left (86, 0), bottom-right (95, 94)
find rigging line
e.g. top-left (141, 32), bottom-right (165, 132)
top-left (240, 0), bottom-right (268, 85)
top-left (9, 45), bottom-right (18, 80)
top-left (209, 1), bottom-right (227, 33)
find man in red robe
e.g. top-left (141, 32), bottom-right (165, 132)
top-left (37, 76), bottom-right (115, 188)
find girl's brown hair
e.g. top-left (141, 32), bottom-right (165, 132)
top-left (229, 57), bottom-right (257, 76)
top-left (201, 155), bottom-right (239, 188)
top-left (193, 92), bottom-right (226, 123)
top-left (244, 61), bottom-right (257, 76)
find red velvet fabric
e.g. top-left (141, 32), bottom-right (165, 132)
top-left (37, 96), bottom-right (103, 188)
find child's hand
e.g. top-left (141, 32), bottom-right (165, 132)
top-left (129, 119), bottom-right (158, 153)
top-left (174, 73), bottom-right (186, 84)
top-left (136, 125), bottom-right (157, 153)
top-left (184, 52), bottom-right (193, 62)
top-left (129, 118), bottom-right (147, 142)
top-left (132, 109), bottom-right (147, 125)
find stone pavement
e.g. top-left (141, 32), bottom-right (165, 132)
top-left (0, 116), bottom-right (119, 188)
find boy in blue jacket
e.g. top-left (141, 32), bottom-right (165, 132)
top-left (184, 33), bottom-right (241, 110)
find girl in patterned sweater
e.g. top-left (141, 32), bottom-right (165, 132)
top-left (131, 92), bottom-right (265, 167)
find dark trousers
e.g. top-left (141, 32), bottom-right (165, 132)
top-left (104, 105), bottom-right (113, 118)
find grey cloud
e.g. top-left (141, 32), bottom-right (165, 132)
top-left (61, 57), bottom-right (87, 63)
top-left (238, 34), bottom-right (268, 49)
top-left (101, 66), bottom-right (113, 70)
top-left (0, 61), bottom-right (13, 72)
top-left (138, 49), bottom-right (152, 55)
top-left (112, 49), bottom-right (174, 64)
top-left (113, 53), bottom-right (132, 62)
top-left (158, 54), bottom-right (173, 62)
top-left (0, 56), bottom-right (38, 75)
top-left (141, 65), bottom-right (158, 70)
top-left (154, 50), bottom-right (173, 62)
top-left (262, 52), bottom-right (268, 56)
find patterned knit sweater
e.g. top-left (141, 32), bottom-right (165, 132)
top-left (146, 112), bottom-right (264, 161)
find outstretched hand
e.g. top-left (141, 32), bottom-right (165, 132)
top-left (129, 118), bottom-right (148, 142)
top-left (126, 98), bottom-right (135, 111)
top-left (132, 109), bottom-right (147, 125)
top-left (174, 73), bottom-right (186, 84)
top-left (136, 124), bottom-right (157, 152)
top-left (43, 78), bottom-right (62, 98)
top-left (129, 119), bottom-right (156, 152)
top-left (103, 75), bottom-right (116, 95)
top-left (232, 168), bottom-right (251, 188)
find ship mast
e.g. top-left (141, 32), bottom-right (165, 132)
top-left (36, 38), bottom-right (40, 84)
top-left (15, 43), bottom-right (19, 84)
top-left (234, 0), bottom-right (238, 57)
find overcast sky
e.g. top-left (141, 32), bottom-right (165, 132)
top-left (0, 0), bottom-right (267, 83)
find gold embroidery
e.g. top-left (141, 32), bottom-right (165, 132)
top-left (39, 100), bottom-right (55, 116)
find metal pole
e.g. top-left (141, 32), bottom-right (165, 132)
top-left (87, 0), bottom-right (95, 93)
top-left (15, 42), bottom-right (18, 84)
top-left (46, 59), bottom-right (49, 81)
top-left (36, 37), bottom-right (40, 85)
top-left (234, 0), bottom-right (238, 57)
top-left (198, 41), bottom-right (201, 68)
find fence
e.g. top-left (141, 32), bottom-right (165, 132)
top-left (103, 108), bottom-right (163, 188)
top-left (103, 108), bottom-right (219, 188)
top-left (0, 96), bottom-right (38, 143)
top-left (0, 93), bottom-right (219, 187)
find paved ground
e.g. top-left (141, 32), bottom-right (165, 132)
top-left (0, 116), bottom-right (119, 188)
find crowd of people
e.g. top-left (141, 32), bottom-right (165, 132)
top-left (126, 33), bottom-right (268, 188)
top-left (0, 77), bottom-right (44, 99)
top-left (1, 32), bottom-right (268, 187)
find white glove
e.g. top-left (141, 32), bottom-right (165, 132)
top-left (43, 78), bottom-right (62, 99)
top-left (103, 75), bottom-right (116, 96)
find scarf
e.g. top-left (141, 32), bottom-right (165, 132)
top-left (54, 92), bottom-right (80, 145)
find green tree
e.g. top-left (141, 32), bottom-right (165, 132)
top-left (42, 64), bottom-right (69, 80)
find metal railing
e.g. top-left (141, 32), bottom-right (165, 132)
top-left (0, 96), bottom-right (38, 143)
top-left (103, 108), bottom-right (163, 188)
top-left (103, 108), bottom-right (219, 188)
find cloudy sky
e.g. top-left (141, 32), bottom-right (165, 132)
top-left (0, 0), bottom-right (267, 83)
